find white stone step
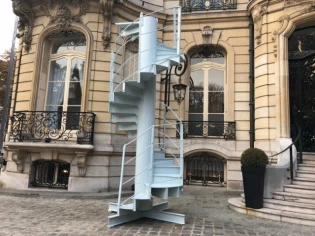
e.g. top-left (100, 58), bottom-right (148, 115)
top-left (301, 153), bottom-right (315, 164)
top-left (284, 184), bottom-right (315, 195)
top-left (296, 170), bottom-right (315, 178)
top-left (293, 177), bottom-right (315, 187)
top-left (298, 164), bottom-right (315, 171)
top-left (229, 197), bottom-right (315, 226)
top-left (273, 191), bottom-right (315, 204)
top-left (263, 199), bottom-right (315, 215)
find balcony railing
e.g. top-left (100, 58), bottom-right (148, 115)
top-left (177, 121), bottom-right (236, 140)
top-left (11, 111), bottom-right (96, 145)
top-left (180, 0), bottom-right (237, 12)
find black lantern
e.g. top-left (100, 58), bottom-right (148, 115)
top-left (172, 78), bottom-right (187, 104)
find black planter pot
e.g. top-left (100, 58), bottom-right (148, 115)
top-left (241, 166), bottom-right (266, 209)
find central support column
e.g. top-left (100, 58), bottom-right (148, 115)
top-left (135, 79), bottom-right (156, 201)
top-left (134, 16), bottom-right (158, 203)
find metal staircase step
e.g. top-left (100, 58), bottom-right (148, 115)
top-left (111, 114), bottom-right (138, 123)
top-left (153, 166), bottom-right (180, 175)
top-left (120, 203), bottom-right (134, 210)
top-left (127, 130), bottom-right (137, 138)
top-left (109, 103), bottom-right (138, 115)
top-left (116, 22), bottom-right (139, 37)
top-left (113, 93), bottom-right (141, 106)
top-left (122, 83), bottom-right (144, 97)
top-left (153, 174), bottom-right (183, 187)
top-left (117, 122), bottom-right (137, 131)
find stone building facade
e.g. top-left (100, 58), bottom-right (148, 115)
top-left (1, 0), bottom-right (314, 193)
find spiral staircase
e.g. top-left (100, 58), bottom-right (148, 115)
top-left (107, 7), bottom-right (186, 227)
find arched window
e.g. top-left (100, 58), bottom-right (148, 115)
top-left (45, 30), bottom-right (86, 114)
top-left (189, 46), bottom-right (226, 137)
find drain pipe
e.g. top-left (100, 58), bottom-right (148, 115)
top-left (249, 16), bottom-right (255, 148)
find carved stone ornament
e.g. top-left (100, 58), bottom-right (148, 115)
top-left (41, 0), bottom-right (90, 30)
top-left (272, 15), bottom-right (290, 57)
top-left (12, 0), bottom-right (35, 53)
top-left (76, 152), bottom-right (87, 177)
top-left (284, 0), bottom-right (299, 6)
top-left (202, 26), bottom-right (213, 44)
top-left (252, 5), bottom-right (267, 45)
top-left (100, 0), bottom-right (114, 49)
top-left (12, 151), bottom-right (29, 173)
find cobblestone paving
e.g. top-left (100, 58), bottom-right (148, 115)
top-left (0, 185), bottom-right (314, 236)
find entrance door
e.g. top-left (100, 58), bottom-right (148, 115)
top-left (289, 27), bottom-right (315, 152)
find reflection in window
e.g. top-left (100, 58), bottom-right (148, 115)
top-left (188, 46), bottom-right (225, 137)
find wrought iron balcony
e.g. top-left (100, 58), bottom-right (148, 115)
top-left (11, 111), bottom-right (96, 145)
top-left (177, 121), bottom-right (236, 140)
top-left (180, 0), bottom-right (237, 12)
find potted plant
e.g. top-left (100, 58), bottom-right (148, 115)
top-left (241, 148), bottom-right (269, 209)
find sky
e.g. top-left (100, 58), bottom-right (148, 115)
top-left (0, 1), bottom-right (17, 54)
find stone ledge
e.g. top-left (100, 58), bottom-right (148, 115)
top-left (0, 188), bottom-right (133, 200)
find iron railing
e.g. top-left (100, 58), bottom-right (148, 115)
top-left (29, 160), bottom-right (70, 189)
top-left (10, 111), bottom-right (96, 145)
top-left (185, 153), bottom-right (226, 187)
top-left (177, 121), bottom-right (236, 140)
top-left (180, 0), bottom-right (237, 12)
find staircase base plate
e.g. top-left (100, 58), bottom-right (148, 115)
top-left (108, 201), bottom-right (185, 227)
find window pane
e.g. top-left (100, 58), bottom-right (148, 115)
top-left (189, 92), bottom-right (204, 113)
top-left (208, 92), bottom-right (224, 113)
top-left (49, 59), bottom-right (67, 81)
top-left (208, 114), bottom-right (224, 136)
top-left (66, 106), bottom-right (81, 130)
top-left (68, 58), bottom-right (84, 106)
top-left (208, 69), bottom-right (224, 91)
top-left (208, 114), bottom-right (224, 122)
top-left (46, 82), bottom-right (65, 106)
top-left (190, 70), bottom-right (204, 91)
top-left (52, 36), bottom-right (86, 54)
top-left (188, 114), bottom-right (203, 136)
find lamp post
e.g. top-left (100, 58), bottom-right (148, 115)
top-left (0, 16), bottom-right (18, 171)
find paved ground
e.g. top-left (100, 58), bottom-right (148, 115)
top-left (0, 185), bottom-right (314, 236)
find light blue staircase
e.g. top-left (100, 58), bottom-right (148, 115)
top-left (107, 7), bottom-right (185, 227)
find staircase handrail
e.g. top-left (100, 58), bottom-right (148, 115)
top-left (269, 124), bottom-right (302, 182)
top-left (117, 123), bottom-right (181, 215)
top-left (110, 6), bottom-right (182, 100)
top-left (113, 52), bottom-right (184, 94)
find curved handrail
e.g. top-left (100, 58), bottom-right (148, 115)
top-left (269, 124), bottom-right (301, 158)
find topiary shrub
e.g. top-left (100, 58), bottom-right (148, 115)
top-left (241, 148), bottom-right (269, 168)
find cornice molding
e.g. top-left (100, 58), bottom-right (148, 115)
top-left (40, 0), bottom-right (90, 30)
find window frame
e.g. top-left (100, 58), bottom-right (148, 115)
top-left (45, 50), bottom-right (86, 113)
top-left (189, 60), bottom-right (226, 123)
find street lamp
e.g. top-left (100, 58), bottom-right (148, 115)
top-left (173, 77), bottom-right (187, 104)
